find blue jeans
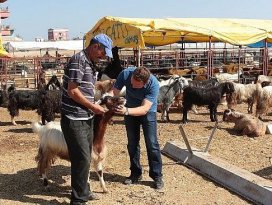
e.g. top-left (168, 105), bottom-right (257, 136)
top-left (124, 112), bottom-right (163, 180)
top-left (61, 115), bottom-right (94, 204)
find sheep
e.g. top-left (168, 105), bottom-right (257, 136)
top-left (255, 74), bottom-right (272, 84)
top-left (182, 82), bottom-right (235, 123)
top-left (255, 83), bottom-right (272, 120)
top-left (214, 73), bottom-right (240, 83)
top-left (261, 81), bottom-right (272, 88)
top-left (33, 95), bottom-right (125, 192)
top-left (223, 109), bottom-right (267, 137)
top-left (226, 82), bottom-right (258, 114)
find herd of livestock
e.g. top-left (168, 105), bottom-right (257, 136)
top-left (0, 71), bottom-right (271, 137)
top-left (1, 67), bottom-right (272, 191)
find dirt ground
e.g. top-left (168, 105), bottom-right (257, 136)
top-left (0, 103), bottom-right (271, 205)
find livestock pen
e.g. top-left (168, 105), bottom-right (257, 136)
top-left (0, 56), bottom-right (69, 89)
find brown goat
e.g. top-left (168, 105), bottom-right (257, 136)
top-left (33, 96), bottom-right (125, 192)
top-left (223, 109), bottom-right (267, 137)
top-left (94, 79), bottom-right (116, 101)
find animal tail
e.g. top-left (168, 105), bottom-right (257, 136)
top-left (32, 122), bottom-right (43, 136)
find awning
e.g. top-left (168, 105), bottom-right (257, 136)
top-left (6, 40), bottom-right (84, 52)
top-left (0, 36), bottom-right (11, 58)
top-left (85, 16), bottom-right (272, 48)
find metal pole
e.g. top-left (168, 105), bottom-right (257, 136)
top-left (204, 121), bottom-right (218, 152)
top-left (238, 45), bottom-right (241, 83)
top-left (137, 46), bottom-right (141, 67)
top-left (179, 125), bottom-right (193, 155)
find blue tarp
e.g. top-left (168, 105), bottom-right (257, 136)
top-left (248, 40), bottom-right (272, 48)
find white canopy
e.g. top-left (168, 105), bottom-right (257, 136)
top-left (6, 40), bottom-right (84, 51)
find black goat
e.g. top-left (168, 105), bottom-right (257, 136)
top-left (46, 75), bottom-right (61, 90)
top-left (188, 78), bottom-right (219, 88)
top-left (97, 46), bottom-right (124, 80)
top-left (37, 90), bottom-right (61, 125)
top-left (182, 82), bottom-right (235, 123)
top-left (7, 86), bottom-right (42, 125)
top-left (0, 88), bottom-right (9, 108)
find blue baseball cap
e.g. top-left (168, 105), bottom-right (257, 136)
top-left (93, 34), bottom-right (113, 58)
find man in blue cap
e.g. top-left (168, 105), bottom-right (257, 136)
top-left (61, 33), bottom-right (113, 205)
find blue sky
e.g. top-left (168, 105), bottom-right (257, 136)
top-left (2, 0), bottom-right (272, 41)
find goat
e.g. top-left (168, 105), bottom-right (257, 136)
top-left (33, 96), bottom-right (125, 192)
top-left (226, 82), bottom-right (258, 114)
top-left (157, 77), bottom-right (189, 122)
top-left (188, 78), bottom-right (219, 88)
top-left (182, 82), bottom-right (235, 123)
top-left (45, 75), bottom-right (61, 90)
top-left (37, 90), bottom-right (62, 125)
top-left (223, 109), bottom-right (267, 137)
top-left (0, 86), bottom-right (9, 108)
top-left (98, 47), bottom-right (124, 80)
top-left (36, 80), bottom-right (115, 126)
top-left (94, 79), bottom-right (116, 101)
top-left (7, 86), bottom-right (42, 125)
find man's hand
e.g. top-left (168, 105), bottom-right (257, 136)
top-left (91, 104), bottom-right (107, 114)
top-left (115, 105), bottom-right (126, 115)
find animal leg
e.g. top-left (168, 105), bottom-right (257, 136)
top-left (11, 116), bottom-right (17, 125)
top-left (95, 161), bottom-right (108, 193)
top-left (247, 97), bottom-right (254, 114)
top-left (166, 104), bottom-right (171, 122)
top-left (182, 106), bottom-right (189, 124)
top-left (191, 105), bottom-right (198, 114)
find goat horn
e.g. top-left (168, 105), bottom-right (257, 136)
top-left (95, 100), bottom-right (101, 104)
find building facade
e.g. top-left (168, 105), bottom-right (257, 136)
top-left (48, 28), bottom-right (69, 41)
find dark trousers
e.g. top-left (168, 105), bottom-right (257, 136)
top-left (124, 112), bottom-right (163, 180)
top-left (61, 115), bottom-right (94, 204)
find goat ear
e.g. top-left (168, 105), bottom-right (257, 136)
top-left (95, 83), bottom-right (103, 90)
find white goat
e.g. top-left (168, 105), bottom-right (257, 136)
top-left (33, 96), bottom-right (125, 193)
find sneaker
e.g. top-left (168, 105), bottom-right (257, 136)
top-left (124, 175), bottom-right (142, 185)
top-left (89, 191), bottom-right (99, 200)
top-left (154, 177), bottom-right (164, 190)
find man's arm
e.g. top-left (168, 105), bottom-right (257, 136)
top-left (67, 82), bottom-right (105, 114)
top-left (115, 98), bottom-right (152, 116)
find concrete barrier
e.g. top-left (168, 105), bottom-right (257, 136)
top-left (162, 141), bottom-right (272, 205)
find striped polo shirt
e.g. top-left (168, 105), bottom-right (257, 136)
top-left (61, 50), bottom-right (97, 120)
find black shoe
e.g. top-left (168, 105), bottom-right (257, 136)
top-left (154, 177), bottom-right (164, 190)
top-left (124, 175), bottom-right (142, 185)
top-left (70, 202), bottom-right (86, 205)
top-left (89, 191), bottom-right (99, 200)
